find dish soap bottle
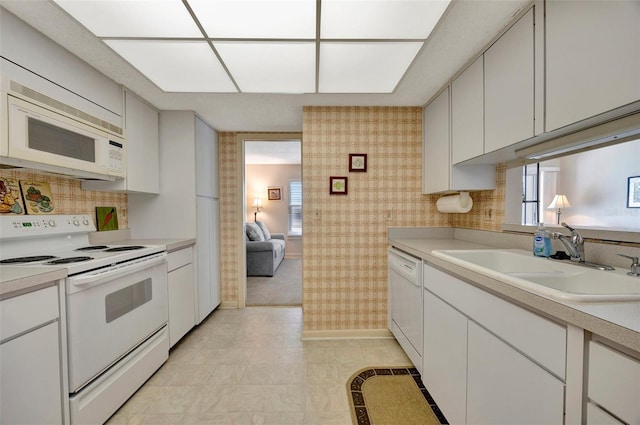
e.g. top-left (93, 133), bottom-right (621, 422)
top-left (533, 223), bottom-right (552, 257)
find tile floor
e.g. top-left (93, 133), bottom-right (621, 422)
top-left (106, 307), bottom-right (412, 425)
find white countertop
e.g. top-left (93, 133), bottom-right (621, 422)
top-left (390, 238), bottom-right (640, 353)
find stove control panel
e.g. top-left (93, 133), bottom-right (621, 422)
top-left (0, 214), bottom-right (96, 239)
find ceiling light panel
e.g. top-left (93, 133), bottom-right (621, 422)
top-left (105, 40), bottom-right (237, 92)
top-left (214, 42), bottom-right (315, 93)
top-left (321, 0), bottom-right (451, 39)
top-left (319, 42), bottom-right (423, 93)
top-left (187, 0), bottom-right (316, 39)
top-left (52, 0), bottom-right (201, 37)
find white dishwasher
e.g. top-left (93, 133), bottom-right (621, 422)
top-left (388, 247), bottom-right (423, 373)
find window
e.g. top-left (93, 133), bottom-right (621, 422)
top-left (522, 163), bottom-right (539, 225)
top-left (288, 180), bottom-right (302, 235)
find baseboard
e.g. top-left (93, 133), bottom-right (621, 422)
top-left (301, 328), bottom-right (393, 340)
top-left (218, 301), bottom-right (239, 309)
top-left (285, 253), bottom-right (302, 259)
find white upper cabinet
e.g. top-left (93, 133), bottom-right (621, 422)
top-left (484, 7), bottom-right (535, 153)
top-left (423, 88), bottom-right (451, 194)
top-left (545, 0), bottom-right (640, 132)
top-left (423, 87), bottom-right (496, 194)
top-left (451, 56), bottom-right (484, 164)
top-left (195, 117), bottom-right (219, 198)
top-left (83, 91), bottom-right (159, 194)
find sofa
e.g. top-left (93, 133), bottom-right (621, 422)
top-left (245, 221), bottom-right (286, 277)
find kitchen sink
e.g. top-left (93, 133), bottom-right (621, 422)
top-left (431, 249), bottom-right (640, 302)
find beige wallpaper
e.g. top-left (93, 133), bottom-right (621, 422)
top-left (301, 106), bottom-right (449, 332)
top-left (0, 169), bottom-right (128, 228)
top-left (218, 132), bottom-right (241, 304)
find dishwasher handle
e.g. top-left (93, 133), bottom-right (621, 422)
top-left (389, 248), bottom-right (422, 284)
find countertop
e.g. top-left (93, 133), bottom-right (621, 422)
top-left (106, 238), bottom-right (196, 253)
top-left (0, 266), bottom-right (66, 299)
top-left (390, 238), bottom-right (640, 354)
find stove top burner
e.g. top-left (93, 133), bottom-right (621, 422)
top-left (105, 246), bottom-right (145, 252)
top-left (76, 245), bottom-right (109, 251)
top-left (46, 256), bottom-right (94, 265)
top-left (0, 255), bottom-right (58, 264)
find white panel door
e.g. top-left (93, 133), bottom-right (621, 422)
top-left (466, 321), bottom-right (564, 425)
top-left (451, 56), bottom-right (484, 164)
top-left (423, 87), bottom-right (450, 194)
top-left (196, 197), bottom-right (220, 323)
top-left (123, 91), bottom-right (159, 193)
top-left (484, 7), bottom-right (534, 153)
top-left (168, 262), bottom-right (196, 347)
top-left (423, 289), bottom-right (467, 425)
top-left (545, 0), bottom-right (640, 131)
top-left (0, 322), bottom-right (63, 425)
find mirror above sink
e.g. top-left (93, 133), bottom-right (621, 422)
top-left (432, 249), bottom-right (640, 303)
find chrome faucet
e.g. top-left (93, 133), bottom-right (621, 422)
top-left (551, 222), bottom-right (585, 262)
top-left (550, 223), bottom-right (615, 271)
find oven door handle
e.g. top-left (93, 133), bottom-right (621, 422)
top-left (68, 253), bottom-right (167, 286)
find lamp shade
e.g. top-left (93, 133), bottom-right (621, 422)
top-left (547, 194), bottom-right (571, 209)
top-left (252, 197), bottom-right (262, 208)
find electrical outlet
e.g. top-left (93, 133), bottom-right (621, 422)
top-left (314, 210), bottom-right (321, 220)
top-left (483, 208), bottom-right (493, 221)
top-left (385, 209), bottom-right (392, 220)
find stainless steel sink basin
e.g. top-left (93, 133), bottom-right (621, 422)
top-left (431, 249), bottom-right (640, 302)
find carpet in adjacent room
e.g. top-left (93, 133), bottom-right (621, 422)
top-left (246, 258), bottom-right (302, 306)
top-left (347, 367), bottom-right (448, 425)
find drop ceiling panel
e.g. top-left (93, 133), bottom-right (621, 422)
top-left (105, 40), bottom-right (237, 92)
top-left (53, 0), bottom-right (202, 37)
top-left (214, 42), bottom-right (316, 93)
top-left (188, 0), bottom-right (316, 39)
top-left (321, 0), bottom-right (451, 39)
top-left (319, 42), bottom-right (424, 93)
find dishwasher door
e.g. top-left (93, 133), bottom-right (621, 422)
top-left (388, 247), bottom-right (423, 372)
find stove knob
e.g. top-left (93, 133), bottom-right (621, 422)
top-left (48, 219), bottom-right (56, 227)
top-left (82, 218), bottom-right (90, 226)
top-left (73, 218), bottom-right (80, 226)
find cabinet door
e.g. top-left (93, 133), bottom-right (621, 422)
top-left (124, 91), bottom-right (160, 193)
top-left (484, 8), bottom-right (534, 153)
top-left (466, 322), bottom-right (564, 425)
top-left (423, 87), bottom-right (450, 194)
top-left (168, 262), bottom-right (196, 347)
top-left (0, 322), bottom-right (63, 425)
top-left (195, 117), bottom-right (219, 198)
top-left (451, 56), bottom-right (484, 164)
top-left (545, 0), bottom-right (640, 132)
top-left (423, 290), bottom-right (467, 425)
top-left (196, 197), bottom-right (220, 323)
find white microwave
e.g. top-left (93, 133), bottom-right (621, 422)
top-left (2, 95), bottom-right (126, 180)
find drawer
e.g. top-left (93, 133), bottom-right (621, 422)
top-left (588, 341), bottom-right (640, 425)
top-left (167, 247), bottom-right (193, 271)
top-left (0, 285), bottom-right (59, 342)
top-left (424, 263), bottom-right (567, 378)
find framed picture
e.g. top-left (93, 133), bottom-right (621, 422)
top-left (96, 207), bottom-right (119, 231)
top-left (267, 186), bottom-right (282, 201)
top-left (627, 176), bottom-right (640, 208)
top-left (330, 176), bottom-right (348, 195)
top-left (349, 153), bottom-right (367, 172)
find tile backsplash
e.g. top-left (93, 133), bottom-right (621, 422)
top-left (0, 169), bottom-right (128, 228)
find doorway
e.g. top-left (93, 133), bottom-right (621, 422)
top-left (242, 135), bottom-right (302, 306)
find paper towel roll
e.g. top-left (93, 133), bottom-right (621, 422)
top-left (436, 192), bottom-right (473, 213)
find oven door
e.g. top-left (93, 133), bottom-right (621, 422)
top-left (66, 254), bottom-right (168, 393)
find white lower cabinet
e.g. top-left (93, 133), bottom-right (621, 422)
top-left (423, 290), bottom-right (467, 425)
top-left (466, 321), bottom-right (564, 425)
top-left (167, 247), bottom-right (196, 347)
top-left (0, 285), bottom-right (64, 425)
top-left (422, 263), bottom-right (567, 424)
top-left (587, 340), bottom-right (640, 424)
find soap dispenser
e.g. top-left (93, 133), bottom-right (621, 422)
top-left (533, 223), bottom-right (552, 257)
